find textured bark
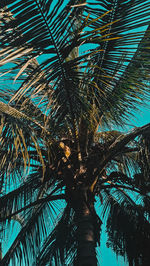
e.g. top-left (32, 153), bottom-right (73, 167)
top-left (73, 189), bottom-right (98, 266)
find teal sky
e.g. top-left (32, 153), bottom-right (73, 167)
top-left (1, 1), bottom-right (150, 265)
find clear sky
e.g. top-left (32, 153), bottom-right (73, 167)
top-left (1, 1), bottom-right (150, 265)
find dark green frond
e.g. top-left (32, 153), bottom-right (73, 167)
top-left (106, 191), bottom-right (150, 266)
top-left (101, 123), bottom-right (150, 170)
top-left (1, 193), bottom-right (64, 266)
top-left (0, 172), bottom-right (42, 221)
top-left (35, 204), bottom-right (76, 266)
top-left (137, 132), bottom-right (150, 183)
top-left (86, 0), bottom-right (150, 126)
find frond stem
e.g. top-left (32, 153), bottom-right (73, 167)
top-left (34, 0), bottom-right (80, 155)
top-left (102, 184), bottom-right (140, 194)
top-left (0, 194), bottom-right (65, 222)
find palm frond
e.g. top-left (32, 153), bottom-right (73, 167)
top-left (0, 101), bottom-right (48, 133)
top-left (137, 132), bottom-right (150, 182)
top-left (35, 204), bottom-right (77, 266)
top-left (89, 124), bottom-right (150, 192)
top-left (1, 1), bottom-right (150, 132)
top-left (85, 0), bottom-right (150, 126)
top-left (0, 172), bottom-right (41, 220)
top-left (1, 191), bottom-right (64, 266)
top-left (0, 2), bottom-right (84, 145)
top-left (99, 123), bottom-right (150, 172)
top-left (0, 165), bottom-right (63, 221)
top-left (0, 112), bottom-right (47, 188)
top-left (105, 190), bottom-right (150, 265)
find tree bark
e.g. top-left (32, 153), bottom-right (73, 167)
top-left (73, 189), bottom-right (98, 266)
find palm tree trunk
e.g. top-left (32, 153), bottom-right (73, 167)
top-left (73, 190), bottom-right (98, 266)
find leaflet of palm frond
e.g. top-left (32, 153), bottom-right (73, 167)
top-left (0, 85), bottom-right (45, 121)
top-left (0, 173), bottom-right (4, 194)
top-left (106, 193), bottom-right (150, 266)
top-left (12, 60), bottom-right (53, 114)
top-left (0, 114), bottom-right (44, 170)
top-left (0, 175), bottom-right (40, 221)
top-left (64, 0), bottom-right (87, 62)
top-left (0, 166), bottom-right (60, 222)
top-left (0, 190), bottom-right (65, 223)
top-left (102, 124), bottom-right (150, 171)
top-left (0, 3), bottom-right (87, 149)
top-left (91, 123), bottom-right (150, 183)
top-left (11, 95), bottom-right (46, 125)
top-left (112, 148), bottom-right (140, 177)
top-left (0, 129), bottom-right (28, 182)
top-left (0, 191), bottom-right (64, 266)
top-left (0, 3), bottom-right (139, 145)
top-left (0, 34), bottom-right (53, 113)
top-left (143, 196), bottom-right (150, 219)
top-left (106, 171), bottom-right (131, 184)
top-left (86, 1), bottom-right (150, 127)
top-left (0, 3), bottom-right (74, 121)
top-left (0, 1), bottom-right (130, 138)
top-left (137, 133), bottom-right (150, 182)
top-left (94, 130), bottom-right (123, 144)
top-left (34, 205), bottom-right (77, 266)
top-left (0, 101), bottom-right (49, 135)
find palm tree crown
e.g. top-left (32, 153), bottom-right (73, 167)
top-left (0, 1), bottom-right (150, 265)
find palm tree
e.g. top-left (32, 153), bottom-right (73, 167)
top-left (0, 0), bottom-right (150, 265)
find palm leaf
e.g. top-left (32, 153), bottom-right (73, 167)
top-left (0, 189), bottom-right (64, 266)
top-left (0, 2), bottom-right (85, 146)
top-left (0, 166), bottom-right (62, 221)
top-left (105, 190), bottom-right (150, 265)
top-left (85, 0), bottom-right (150, 126)
top-left (98, 123), bottom-right (150, 173)
top-left (35, 204), bottom-right (77, 266)
top-left (0, 106), bottom-right (49, 187)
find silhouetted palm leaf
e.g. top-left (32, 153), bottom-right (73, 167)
top-left (35, 205), bottom-right (76, 266)
top-left (106, 191), bottom-right (150, 266)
